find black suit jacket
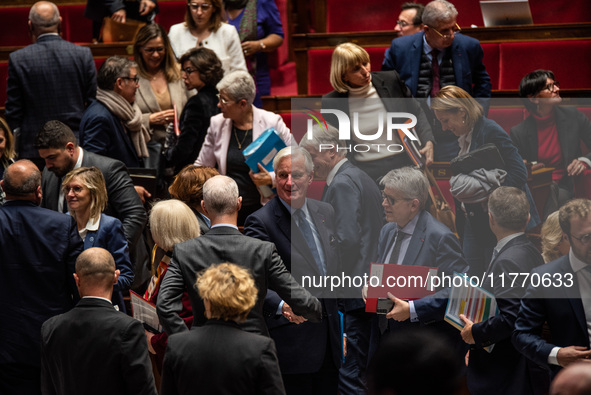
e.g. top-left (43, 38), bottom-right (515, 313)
top-left (41, 298), bottom-right (157, 395)
top-left (0, 201), bottom-right (83, 367)
top-left (41, 150), bottom-right (146, 248)
top-left (322, 160), bottom-right (384, 310)
top-left (156, 226), bottom-right (322, 337)
top-left (513, 255), bottom-right (588, 375)
top-left (322, 71), bottom-right (434, 148)
top-left (468, 234), bottom-right (544, 395)
top-left (510, 106), bottom-right (591, 194)
top-left (5, 35), bottom-right (96, 159)
top-left (161, 319), bottom-right (285, 395)
top-left (244, 197), bottom-right (342, 374)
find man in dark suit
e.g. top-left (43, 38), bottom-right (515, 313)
top-left (458, 187), bottom-right (545, 395)
top-left (80, 56), bottom-right (148, 168)
top-left (245, 147), bottom-right (342, 394)
top-left (376, 167), bottom-right (468, 358)
top-left (513, 198), bottom-right (591, 378)
top-left (35, 121), bottom-right (146, 252)
top-left (157, 175), bottom-right (322, 338)
top-left (300, 125), bottom-right (384, 394)
top-left (41, 247), bottom-right (157, 395)
top-left (85, 0), bottom-right (158, 42)
top-left (381, 0), bottom-right (491, 160)
top-left (0, 160), bottom-right (83, 395)
top-left (5, 1), bottom-right (96, 168)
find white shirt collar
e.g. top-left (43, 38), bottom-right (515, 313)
top-left (37, 33), bottom-right (59, 39)
top-left (570, 249), bottom-right (591, 273)
top-left (74, 147), bottom-right (84, 169)
top-left (326, 158), bottom-right (348, 186)
top-left (495, 232), bottom-right (524, 255)
top-left (398, 211), bottom-right (420, 235)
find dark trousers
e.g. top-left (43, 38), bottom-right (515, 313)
top-left (282, 343), bottom-right (339, 395)
top-left (338, 308), bottom-right (372, 395)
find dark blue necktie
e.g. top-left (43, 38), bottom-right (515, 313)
top-left (295, 209), bottom-right (326, 276)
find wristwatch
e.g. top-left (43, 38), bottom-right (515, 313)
top-left (259, 41), bottom-right (266, 50)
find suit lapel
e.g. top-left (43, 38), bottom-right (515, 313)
top-left (409, 36), bottom-right (423, 94)
top-left (137, 78), bottom-right (161, 113)
top-left (401, 211), bottom-right (426, 266)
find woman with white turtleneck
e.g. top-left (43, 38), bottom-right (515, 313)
top-left (322, 43), bottom-right (435, 183)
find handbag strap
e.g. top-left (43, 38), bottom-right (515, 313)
top-left (424, 167), bottom-right (451, 207)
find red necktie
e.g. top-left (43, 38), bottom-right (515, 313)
top-left (430, 49), bottom-right (440, 97)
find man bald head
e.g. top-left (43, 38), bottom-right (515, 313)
top-left (29, 1), bottom-right (61, 38)
top-left (550, 362), bottom-right (591, 395)
top-left (1, 159), bottom-right (42, 204)
top-left (74, 248), bottom-right (120, 299)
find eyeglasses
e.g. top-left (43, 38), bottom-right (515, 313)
top-left (216, 93), bottom-right (231, 105)
top-left (142, 46), bottom-right (165, 54)
top-left (189, 3), bottom-right (212, 11)
top-left (429, 23), bottom-right (461, 39)
top-left (181, 67), bottom-right (199, 75)
top-left (64, 185), bottom-right (85, 195)
top-left (544, 81), bottom-right (560, 92)
top-left (571, 233), bottom-right (591, 245)
top-left (396, 20), bottom-right (419, 28)
top-left (381, 192), bottom-right (412, 206)
top-left (121, 76), bottom-right (140, 84)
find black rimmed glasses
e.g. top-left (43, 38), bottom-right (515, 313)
top-left (121, 76), bottom-right (140, 84)
top-left (142, 46), bottom-right (165, 54)
top-left (429, 23), bottom-right (461, 39)
top-left (544, 81), bottom-right (560, 93)
top-left (181, 67), bottom-right (199, 75)
top-left (381, 192), bottom-right (412, 206)
top-left (396, 20), bottom-right (419, 28)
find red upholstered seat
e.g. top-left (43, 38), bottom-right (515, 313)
top-left (487, 107), bottom-right (526, 134)
top-left (481, 43), bottom-right (499, 90)
top-left (154, 1), bottom-right (186, 33)
top-left (0, 7), bottom-right (31, 46)
top-left (61, 5), bottom-right (93, 43)
top-left (0, 62), bottom-right (8, 108)
top-left (307, 180), bottom-right (326, 200)
top-left (268, 0), bottom-right (289, 68)
top-left (325, 0), bottom-right (398, 32)
top-left (499, 40), bottom-right (591, 90)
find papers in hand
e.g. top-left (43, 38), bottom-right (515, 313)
top-left (130, 290), bottom-right (162, 333)
top-left (444, 272), bottom-right (498, 352)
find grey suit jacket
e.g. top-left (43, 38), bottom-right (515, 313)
top-left (41, 298), bottom-right (157, 395)
top-left (41, 150), bottom-right (146, 248)
top-left (136, 77), bottom-right (191, 144)
top-left (156, 226), bottom-right (322, 337)
top-left (5, 35), bottom-right (96, 159)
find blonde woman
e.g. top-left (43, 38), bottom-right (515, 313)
top-left (541, 211), bottom-right (571, 263)
top-left (160, 263), bottom-right (284, 395)
top-left (62, 166), bottom-right (133, 311)
top-left (144, 199), bottom-right (200, 372)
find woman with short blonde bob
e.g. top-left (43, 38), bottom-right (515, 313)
top-left (431, 85), bottom-right (528, 275)
top-left (541, 211), bottom-right (570, 263)
top-left (322, 42), bottom-right (435, 183)
top-left (62, 166), bottom-right (134, 311)
top-left (160, 262), bottom-right (285, 395)
top-left (144, 199), bottom-right (200, 372)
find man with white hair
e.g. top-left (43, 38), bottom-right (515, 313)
top-left (5, 1), bottom-right (96, 169)
top-left (300, 124), bottom-right (383, 394)
top-left (157, 175), bottom-right (322, 339)
top-left (382, 0), bottom-right (491, 161)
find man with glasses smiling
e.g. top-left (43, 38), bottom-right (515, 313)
top-left (513, 199), bottom-right (591, 386)
top-left (80, 56), bottom-right (151, 169)
top-left (382, 0), bottom-right (491, 161)
top-left (394, 2), bottom-right (424, 38)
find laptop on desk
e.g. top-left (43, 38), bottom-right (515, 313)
top-left (480, 0), bottom-right (533, 27)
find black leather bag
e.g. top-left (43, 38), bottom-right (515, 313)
top-left (450, 143), bottom-right (505, 175)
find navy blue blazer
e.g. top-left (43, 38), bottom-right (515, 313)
top-left (377, 210), bottom-right (469, 324)
top-left (5, 35), bottom-right (96, 159)
top-left (381, 32), bottom-right (491, 99)
top-left (321, 160), bottom-right (384, 311)
top-left (0, 200), bottom-right (83, 366)
top-left (84, 214), bottom-right (134, 305)
top-left (244, 197), bottom-right (342, 374)
top-left (513, 255), bottom-right (588, 374)
top-left (468, 234), bottom-right (544, 395)
top-left (80, 100), bottom-right (143, 169)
